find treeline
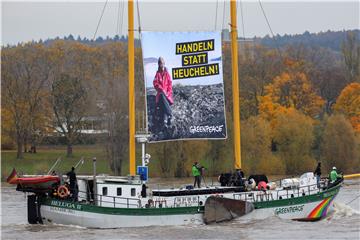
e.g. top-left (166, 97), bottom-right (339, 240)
top-left (3, 34), bottom-right (140, 48)
top-left (258, 29), bottom-right (360, 52)
top-left (5, 30), bottom-right (358, 51)
top-left (1, 31), bottom-right (359, 177)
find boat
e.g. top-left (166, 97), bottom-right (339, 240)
top-left (7, 168), bottom-right (60, 192)
top-left (23, 172), bottom-right (340, 227)
top-left (9, 0), bottom-right (343, 228)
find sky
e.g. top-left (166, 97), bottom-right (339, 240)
top-left (1, 1), bottom-right (359, 46)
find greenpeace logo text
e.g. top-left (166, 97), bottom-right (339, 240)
top-left (189, 125), bottom-right (224, 134)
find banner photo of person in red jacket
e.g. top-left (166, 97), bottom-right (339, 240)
top-left (142, 31), bottom-right (227, 142)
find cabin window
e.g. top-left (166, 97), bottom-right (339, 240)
top-left (117, 188), bottom-right (122, 196)
top-left (102, 187), bottom-right (108, 196)
top-left (131, 188), bottom-right (136, 196)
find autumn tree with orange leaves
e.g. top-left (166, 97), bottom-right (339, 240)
top-left (259, 68), bottom-right (325, 120)
top-left (333, 82), bottom-right (360, 133)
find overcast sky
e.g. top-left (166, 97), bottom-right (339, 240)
top-left (2, 1), bottom-right (359, 45)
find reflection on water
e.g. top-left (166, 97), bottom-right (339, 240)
top-left (1, 179), bottom-right (359, 240)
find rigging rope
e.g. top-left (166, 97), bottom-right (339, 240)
top-left (93, 0), bottom-right (109, 40)
top-left (136, 0), bottom-right (142, 33)
top-left (258, 0), bottom-right (276, 40)
top-left (239, 0), bottom-right (246, 40)
top-left (116, 0), bottom-right (122, 36)
top-left (214, 0), bottom-right (219, 30)
top-left (221, 0), bottom-right (226, 31)
top-left (120, 0), bottom-right (125, 36)
top-left (258, 0), bottom-right (282, 58)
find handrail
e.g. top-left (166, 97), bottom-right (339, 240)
top-left (70, 179), bottom-right (341, 208)
top-left (232, 180), bottom-right (336, 202)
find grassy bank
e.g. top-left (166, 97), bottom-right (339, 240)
top-left (1, 145), bottom-right (111, 180)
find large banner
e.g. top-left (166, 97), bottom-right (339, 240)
top-left (141, 31), bottom-right (227, 142)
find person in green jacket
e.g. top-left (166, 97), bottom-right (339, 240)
top-left (329, 166), bottom-right (340, 183)
top-left (192, 162), bottom-right (201, 188)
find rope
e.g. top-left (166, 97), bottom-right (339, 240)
top-left (93, 0), bottom-right (109, 40)
top-left (221, 0), bottom-right (226, 30)
top-left (346, 194), bottom-right (360, 205)
top-left (116, 0), bottom-right (121, 36)
top-left (239, 0), bottom-right (246, 39)
top-left (214, 0), bottom-right (219, 30)
top-left (120, 0), bottom-right (125, 36)
top-left (258, 0), bottom-right (282, 58)
top-left (136, 0), bottom-right (142, 33)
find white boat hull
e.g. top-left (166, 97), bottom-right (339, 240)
top-left (40, 205), bottom-right (203, 228)
top-left (39, 192), bottom-right (338, 228)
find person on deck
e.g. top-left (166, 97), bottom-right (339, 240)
top-left (153, 57), bottom-right (173, 127)
top-left (314, 162), bottom-right (321, 188)
top-left (192, 162), bottom-right (201, 188)
top-left (329, 166), bottom-right (341, 183)
top-left (235, 169), bottom-right (245, 187)
top-left (66, 167), bottom-right (78, 201)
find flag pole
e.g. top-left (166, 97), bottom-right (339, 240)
top-left (230, 0), bottom-right (242, 169)
top-left (128, 0), bottom-right (136, 175)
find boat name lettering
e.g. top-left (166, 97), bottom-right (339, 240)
top-left (275, 205), bottom-right (304, 215)
top-left (50, 206), bottom-right (77, 214)
top-left (51, 200), bottom-right (82, 210)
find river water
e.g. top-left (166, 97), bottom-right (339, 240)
top-left (1, 178), bottom-right (359, 240)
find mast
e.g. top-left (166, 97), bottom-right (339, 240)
top-left (230, 0), bottom-right (242, 169)
top-left (128, 0), bottom-right (136, 175)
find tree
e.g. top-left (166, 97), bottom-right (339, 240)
top-left (97, 43), bottom-right (129, 175)
top-left (273, 110), bottom-right (316, 174)
top-left (1, 107), bottom-right (16, 149)
top-left (280, 44), bottom-right (349, 115)
top-left (320, 115), bottom-right (358, 173)
top-left (241, 116), bottom-right (285, 175)
top-left (1, 43), bottom-right (52, 158)
top-left (341, 32), bottom-right (360, 83)
top-left (259, 68), bottom-right (325, 119)
top-left (238, 44), bottom-right (284, 118)
top-left (51, 74), bottom-right (88, 157)
top-left (333, 82), bottom-right (360, 133)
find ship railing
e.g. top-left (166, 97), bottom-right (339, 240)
top-left (77, 190), bottom-right (141, 208)
top-left (232, 182), bottom-right (322, 202)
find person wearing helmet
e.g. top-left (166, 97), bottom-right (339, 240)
top-left (329, 166), bottom-right (339, 183)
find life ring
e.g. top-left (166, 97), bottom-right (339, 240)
top-left (57, 185), bottom-right (70, 198)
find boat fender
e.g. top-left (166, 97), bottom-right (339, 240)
top-left (147, 199), bottom-right (154, 207)
top-left (266, 182), bottom-right (276, 190)
top-left (57, 185), bottom-right (70, 198)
